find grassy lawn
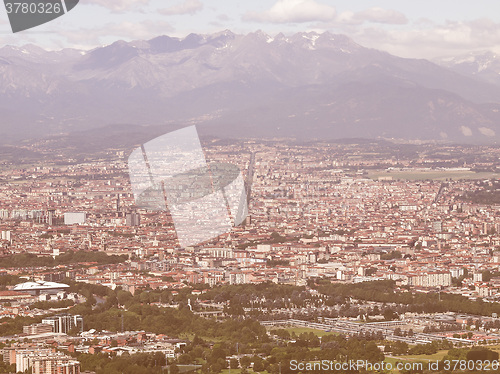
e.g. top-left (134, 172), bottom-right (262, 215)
top-left (367, 170), bottom-right (500, 181)
top-left (482, 343), bottom-right (500, 353)
top-left (219, 369), bottom-right (264, 374)
top-left (396, 349), bottom-right (448, 361)
top-left (382, 350), bottom-right (448, 373)
top-left (177, 364), bottom-right (203, 373)
top-left (384, 357), bottom-right (406, 373)
top-left (179, 333), bottom-right (195, 340)
top-left (273, 326), bottom-right (337, 337)
top-left (384, 357), bottom-right (431, 374)
top-left (179, 332), bottom-right (227, 343)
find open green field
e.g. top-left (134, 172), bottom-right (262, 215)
top-left (271, 326), bottom-right (336, 337)
top-left (484, 343), bottom-right (500, 353)
top-left (179, 332), bottom-right (226, 343)
top-left (177, 364), bottom-right (203, 373)
top-left (368, 170), bottom-right (500, 181)
top-left (384, 357), bottom-right (430, 374)
top-left (382, 350), bottom-right (449, 373)
top-left (396, 349), bottom-right (449, 361)
top-left (219, 369), bottom-right (264, 374)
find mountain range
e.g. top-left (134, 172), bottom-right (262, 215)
top-left (435, 50), bottom-right (500, 87)
top-left (1, 30), bottom-right (500, 145)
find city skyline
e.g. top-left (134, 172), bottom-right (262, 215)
top-left (2, 2), bottom-right (500, 373)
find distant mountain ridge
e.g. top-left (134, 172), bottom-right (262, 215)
top-left (434, 50), bottom-right (500, 86)
top-left (0, 30), bottom-right (500, 144)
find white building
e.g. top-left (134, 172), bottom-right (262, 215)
top-left (64, 212), bottom-right (86, 225)
top-left (407, 272), bottom-right (452, 287)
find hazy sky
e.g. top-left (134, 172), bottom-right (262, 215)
top-left (0, 0), bottom-right (499, 59)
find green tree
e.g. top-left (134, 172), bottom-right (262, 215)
top-left (170, 363), bottom-right (179, 374)
top-left (253, 357), bottom-right (265, 372)
top-left (240, 356), bottom-right (252, 368)
top-left (230, 358), bottom-right (239, 369)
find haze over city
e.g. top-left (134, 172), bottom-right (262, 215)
top-left (1, 1), bottom-right (500, 374)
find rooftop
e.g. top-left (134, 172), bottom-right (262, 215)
top-left (13, 281), bottom-right (69, 292)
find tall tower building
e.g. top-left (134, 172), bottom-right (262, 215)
top-left (47, 209), bottom-right (55, 226)
top-left (125, 212), bottom-right (140, 227)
